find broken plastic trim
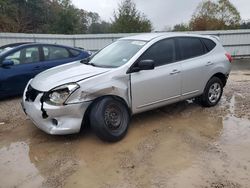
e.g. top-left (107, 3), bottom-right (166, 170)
top-left (40, 95), bottom-right (48, 119)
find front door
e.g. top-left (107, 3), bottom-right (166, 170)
top-left (0, 46), bottom-right (42, 96)
top-left (130, 38), bottom-right (182, 113)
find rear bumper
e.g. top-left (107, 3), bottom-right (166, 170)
top-left (22, 85), bottom-right (91, 135)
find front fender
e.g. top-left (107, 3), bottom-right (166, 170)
top-left (66, 74), bottom-right (131, 108)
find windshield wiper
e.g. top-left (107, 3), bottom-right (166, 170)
top-left (80, 57), bottom-right (115, 68)
top-left (80, 58), bottom-right (98, 67)
top-left (80, 57), bottom-right (95, 66)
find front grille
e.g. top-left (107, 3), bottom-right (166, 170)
top-left (25, 85), bottom-right (41, 102)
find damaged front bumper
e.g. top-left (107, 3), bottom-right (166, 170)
top-left (21, 84), bottom-right (91, 135)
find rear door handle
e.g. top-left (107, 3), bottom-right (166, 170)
top-left (206, 61), bottom-right (214, 66)
top-left (170, 69), bottom-right (181, 75)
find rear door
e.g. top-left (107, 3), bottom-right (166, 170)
top-left (40, 45), bottom-right (80, 70)
top-left (130, 38), bottom-right (182, 113)
top-left (0, 45), bottom-right (43, 95)
top-left (175, 37), bottom-right (208, 99)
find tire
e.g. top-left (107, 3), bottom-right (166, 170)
top-left (90, 97), bottom-right (130, 142)
top-left (200, 77), bottom-right (223, 107)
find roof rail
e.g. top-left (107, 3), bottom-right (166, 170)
top-left (209, 35), bottom-right (221, 42)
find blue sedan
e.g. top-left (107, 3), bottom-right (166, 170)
top-left (0, 43), bottom-right (91, 99)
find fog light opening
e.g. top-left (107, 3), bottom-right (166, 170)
top-left (52, 118), bottom-right (58, 126)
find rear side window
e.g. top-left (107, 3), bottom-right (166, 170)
top-left (176, 37), bottom-right (205, 60)
top-left (139, 39), bottom-right (175, 67)
top-left (43, 46), bottom-right (70, 61)
top-left (202, 38), bottom-right (216, 52)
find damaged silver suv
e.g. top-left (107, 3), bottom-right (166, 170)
top-left (22, 33), bottom-right (232, 142)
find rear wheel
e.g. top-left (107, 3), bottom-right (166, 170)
top-left (200, 77), bottom-right (223, 107)
top-left (90, 97), bottom-right (130, 142)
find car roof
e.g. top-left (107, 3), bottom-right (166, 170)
top-left (4, 43), bottom-right (83, 52)
top-left (0, 42), bottom-right (33, 49)
top-left (16, 42), bottom-right (76, 49)
top-left (120, 32), bottom-right (212, 42)
top-left (0, 42), bottom-right (80, 50)
top-left (0, 43), bottom-right (83, 57)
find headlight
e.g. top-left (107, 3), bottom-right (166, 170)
top-left (45, 83), bottom-right (79, 105)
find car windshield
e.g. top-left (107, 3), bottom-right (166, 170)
top-left (88, 40), bottom-right (147, 68)
top-left (0, 47), bottom-right (13, 55)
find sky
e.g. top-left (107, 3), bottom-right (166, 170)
top-left (72, 0), bottom-right (250, 31)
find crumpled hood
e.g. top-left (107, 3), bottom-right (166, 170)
top-left (31, 61), bottom-right (110, 91)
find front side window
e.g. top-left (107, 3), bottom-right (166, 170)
top-left (4, 47), bottom-right (40, 65)
top-left (43, 46), bottom-right (70, 61)
top-left (138, 39), bottom-right (175, 67)
top-left (177, 37), bottom-right (205, 60)
top-left (88, 40), bottom-right (146, 68)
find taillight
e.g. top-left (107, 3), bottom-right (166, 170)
top-left (225, 53), bottom-right (232, 63)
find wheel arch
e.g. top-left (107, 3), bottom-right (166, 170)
top-left (210, 72), bottom-right (227, 87)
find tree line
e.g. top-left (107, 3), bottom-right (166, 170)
top-left (0, 0), bottom-right (152, 34)
top-left (172, 0), bottom-right (245, 31)
top-left (0, 0), bottom-right (249, 34)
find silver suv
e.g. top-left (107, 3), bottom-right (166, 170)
top-left (22, 33), bottom-right (232, 142)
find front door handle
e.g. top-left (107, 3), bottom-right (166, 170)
top-left (170, 69), bottom-right (181, 75)
top-left (206, 61), bottom-right (214, 66)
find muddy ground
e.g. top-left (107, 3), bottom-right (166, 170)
top-left (0, 59), bottom-right (250, 188)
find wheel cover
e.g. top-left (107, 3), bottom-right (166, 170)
top-left (104, 104), bottom-right (122, 130)
top-left (208, 83), bottom-right (221, 103)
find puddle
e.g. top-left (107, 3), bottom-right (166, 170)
top-left (220, 115), bottom-right (250, 145)
top-left (229, 95), bottom-right (235, 114)
top-left (63, 106), bottom-right (224, 187)
top-left (63, 102), bottom-right (250, 188)
top-left (1, 101), bottom-right (249, 188)
top-left (0, 142), bottom-right (44, 188)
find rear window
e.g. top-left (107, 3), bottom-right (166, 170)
top-left (177, 37), bottom-right (206, 60)
top-left (202, 38), bottom-right (216, 52)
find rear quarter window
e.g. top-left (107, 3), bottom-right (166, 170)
top-left (202, 38), bottom-right (216, 52)
top-left (176, 37), bottom-right (206, 60)
top-left (69, 49), bottom-right (80, 57)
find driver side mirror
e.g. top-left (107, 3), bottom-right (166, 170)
top-left (2, 59), bottom-right (14, 67)
top-left (138, 59), bottom-right (155, 70)
top-left (129, 59), bottom-right (155, 73)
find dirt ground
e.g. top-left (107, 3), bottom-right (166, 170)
top-left (0, 59), bottom-right (250, 188)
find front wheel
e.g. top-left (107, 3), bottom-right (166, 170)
top-left (90, 97), bottom-right (130, 142)
top-left (200, 77), bottom-right (223, 107)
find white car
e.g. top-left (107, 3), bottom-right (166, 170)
top-left (22, 33), bottom-right (232, 142)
